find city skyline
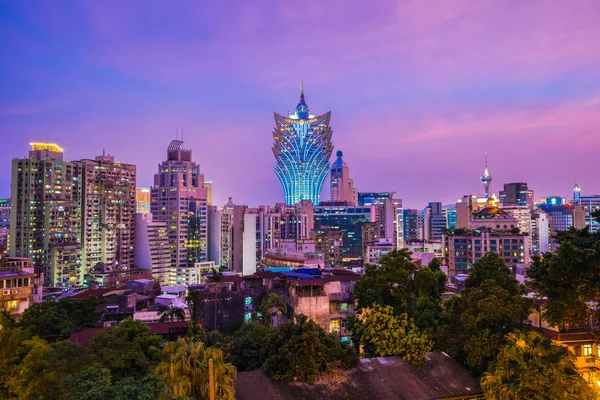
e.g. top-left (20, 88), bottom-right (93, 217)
top-left (1, 1), bottom-right (599, 208)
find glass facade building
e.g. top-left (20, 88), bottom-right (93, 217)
top-left (272, 86), bottom-right (334, 206)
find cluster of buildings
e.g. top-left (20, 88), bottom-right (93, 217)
top-left (1, 88), bottom-right (599, 331)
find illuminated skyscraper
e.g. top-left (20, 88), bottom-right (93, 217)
top-left (481, 154), bottom-right (492, 198)
top-left (11, 143), bottom-right (83, 286)
top-left (151, 140), bottom-right (208, 284)
top-left (272, 84), bottom-right (334, 205)
top-left (80, 152), bottom-right (136, 275)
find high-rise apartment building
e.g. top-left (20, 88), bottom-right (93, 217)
top-left (531, 209), bottom-right (550, 255)
top-left (539, 203), bottom-right (586, 250)
top-left (10, 143), bottom-right (83, 286)
top-left (312, 227), bottom-right (342, 267)
top-left (151, 140), bottom-right (208, 284)
top-left (500, 182), bottom-right (534, 210)
top-left (272, 85), bottom-right (334, 205)
top-left (135, 213), bottom-right (173, 285)
top-left (80, 153), bottom-right (136, 275)
top-left (330, 151), bottom-right (356, 204)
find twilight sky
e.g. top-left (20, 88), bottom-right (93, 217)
top-left (1, 0), bottom-right (599, 208)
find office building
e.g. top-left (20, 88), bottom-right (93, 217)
top-left (446, 207), bottom-right (457, 230)
top-left (135, 213), bottom-right (173, 285)
top-left (423, 202), bottom-right (447, 242)
top-left (500, 182), bottom-right (535, 210)
top-left (150, 140), bottom-right (208, 284)
top-left (403, 209), bottom-right (423, 242)
top-left (313, 205), bottom-right (371, 265)
top-left (573, 184), bottom-right (600, 233)
top-left (499, 205), bottom-right (533, 234)
top-left (80, 153), bottom-right (136, 275)
top-left (11, 143), bottom-right (83, 286)
top-left (330, 150), bottom-right (356, 204)
top-left (358, 192), bottom-right (395, 207)
top-left (538, 203), bottom-right (586, 251)
top-left (272, 85), bottom-right (334, 205)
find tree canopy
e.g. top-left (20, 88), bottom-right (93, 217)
top-left (527, 226), bottom-right (600, 326)
top-left (262, 314), bottom-right (357, 384)
top-left (481, 331), bottom-right (596, 400)
top-left (442, 255), bottom-right (532, 376)
top-left (352, 249), bottom-right (446, 336)
top-left (353, 304), bottom-right (432, 363)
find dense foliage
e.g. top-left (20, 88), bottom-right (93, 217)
top-left (353, 249), bottom-right (446, 337)
top-left (262, 314), bottom-right (358, 384)
top-left (442, 253), bottom-right (532, 376)
top-left (0, 314), bottom-right (235, 400)
top-left (18, 297), bottom-right (101, 339)
top-left (353, 304), bottom-right (432, 362)
top-left (528, 225), bottom-right (600, 326)
top-left (481, 331), bottom-right (596, 400)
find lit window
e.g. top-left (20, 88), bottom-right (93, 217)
top-left (584, 344), bottom-right (592, 356)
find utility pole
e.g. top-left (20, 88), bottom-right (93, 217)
top-left (209, 358), bottom-right (215, 400)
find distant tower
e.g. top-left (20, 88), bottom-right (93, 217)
top-left (574, 182), bottom-right (581, 203)
top-left (272, 84), bottom-right (334, 205)
top-left (330, 150), bottom-right (356, 204)
top-left (481, 153), bottom-right (492, 198)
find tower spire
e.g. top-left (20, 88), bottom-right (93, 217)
top-left (481, 153), bottom-right (492, 198)
top-left (300, 81), bottom-right (305, 103)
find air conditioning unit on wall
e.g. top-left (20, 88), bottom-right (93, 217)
top-left (2, 290), bottom-right (10, 295)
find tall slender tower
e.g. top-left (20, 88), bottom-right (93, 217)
top-left (481, 153), bottom-right (492, 198)
top-left (272, 84), bottom-right (334, 205)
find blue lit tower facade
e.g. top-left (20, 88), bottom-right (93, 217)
top-left (272, 85), bottom-right (334, 205)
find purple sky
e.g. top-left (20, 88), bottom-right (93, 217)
top-left (1, 1), bottom-right (599, 208)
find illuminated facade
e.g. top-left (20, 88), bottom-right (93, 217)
top-left (272, 85), bottom-right (334, 206)
top-left (151, 140), bottom-right (208, 284)
top-left (11, 143), bottom-right (84, 286)
top-left (80, 153), bottom-right (136, 275)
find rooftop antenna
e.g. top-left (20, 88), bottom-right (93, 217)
top-left (176, 127), bottom-right (178, 140)
top-left (181, 128), bottom-right (183, 141)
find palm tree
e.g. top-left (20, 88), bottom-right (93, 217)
top-left (481, 331), bottom-right (595, 400)
top-left (207, 267), bottom-right (223, 330)
top-left (155, 338), bottom-right (236, 400)
top-left (259, 293), bottom-right (287, 326)
top-left (158, 306), bottom-right (186, 323)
